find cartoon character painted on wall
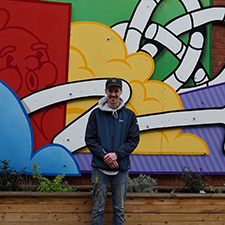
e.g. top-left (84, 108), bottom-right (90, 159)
top-left (0, 13), bottom-right (57, 98)
top-left (0, 1), bottom-right (80, 176)
top-left (1, 0), bottom-right (225, 175)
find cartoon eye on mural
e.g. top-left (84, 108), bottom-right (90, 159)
top-left (1, 0), bottom-right (225, 175)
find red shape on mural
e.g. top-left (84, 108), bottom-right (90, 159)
top-left (0, 0), bottom-right (71, 151)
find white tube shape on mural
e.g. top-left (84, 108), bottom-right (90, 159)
top-left (192, 7), bottom-right (225, 28)
top-left (166, 0), bottom-right (201, 35)
top-left (22, 79), bottom-right (132, 114)
top-left (125, 29), bottom-right (142, 55)
top-left (124, 0), bottom-right (161, 54)
top-left (112, 22), bottom-right (128, 40)
top-left (145, 23), bottom-right (185, 57)
top-left (166, 7), bottom-right (225, 36)
top-left (137, 107), bottom-right (225, 131)
top-left (180, 0), bottom-right (201, 11)
top-left (179, 65), bottom-right (225, 93)
top-left (164, 32), bottom-right (204, 91)
top-left (166, 14), bottom-right (193, 36)
top-left (141, 43), bottom-right (158, 57)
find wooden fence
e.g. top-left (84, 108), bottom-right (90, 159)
top-left (0, 192), bottom-right (225, 224)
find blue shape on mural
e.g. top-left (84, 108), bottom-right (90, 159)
top-left (0, 80), bottom-right (81, 176)
top-left (30, 144), bottom-right (81, 176)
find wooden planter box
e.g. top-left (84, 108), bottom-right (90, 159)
top-left (0, 192), bottom-right (225, 224)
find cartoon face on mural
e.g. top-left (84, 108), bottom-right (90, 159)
top-left (1, 0), bottom-right (225, 175)
top-left (0, 9), bottom-right (57, 98)
top-left (0, 1), bottom-right (80, 176)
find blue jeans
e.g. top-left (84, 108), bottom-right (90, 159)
top-left (91, 168), bottom-right (128, 225)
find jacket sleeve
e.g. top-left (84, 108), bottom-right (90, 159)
top-left (85, 109), bottom-right (105, 160)
top-left (115, 111), bottom-right (140, 160)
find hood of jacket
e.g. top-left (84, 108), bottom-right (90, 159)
top-left (98, 96), bottom-right (124, 118)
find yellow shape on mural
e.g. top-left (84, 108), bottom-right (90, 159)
top-left (67, 21), bottom-right (209, 155)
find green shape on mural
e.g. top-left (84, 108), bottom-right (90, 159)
top-left (149, 0), bottom-right (212, 84)
top-left (45, 0), bottom-right (138, 26)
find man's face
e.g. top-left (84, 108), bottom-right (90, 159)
top-left (105, 86), bottom-right (122, 106)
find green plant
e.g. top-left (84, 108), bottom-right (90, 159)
top-left (208, 185), bottom-right (224, 194)
top-left (31, 163), bottom-right (76, 192)
top-left (180, 166), bottom-right (208, 193)
top-left (0, 159), bottom-right (25, 191)
top-left (127, 174), bottom-right (157, 193)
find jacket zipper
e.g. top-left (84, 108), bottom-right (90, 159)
top-left (112, 115), bottom-right (115, 153)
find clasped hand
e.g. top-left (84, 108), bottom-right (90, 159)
top-left (103, 153), bottom-right (119, 168)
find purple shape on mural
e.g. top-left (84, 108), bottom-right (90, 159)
top-left (74, 83), bottom-right (225, 174)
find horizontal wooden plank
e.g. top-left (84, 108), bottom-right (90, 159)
top-left (2, 196), bottom-right (225, 206)
top-left (124, 204), bottom-right (225, 213)
top-left (0, 204), bottom-right (93, 213)
top-left (1, 193), bottom-right (225, 224)
top-left (0, 196), bottom-right (94, 205)
top-left (124, 213), bottom-right (225, 222)
top-left (1, 203), bottom-right (225, 214)
top-left (0, 222), bottom-right (225, 225)
top-left (0, 222), bottom-right (93, 225)
top-left (0, 212), bottom-right (84, 222)
top-left (123, 223), bottom-right (225, 225)
top-left (1, 192), bottom-right (225, 199)
top-left (1, 222), bottom-right (225, 225)
top-left (0, 192), bottom-right (92, 198)
top-left (0, 223), bottom-right (90, 225)
top-left (125, 197), bottom-right (225, 205)
top-left (1, 212), bottom-right (225, 222)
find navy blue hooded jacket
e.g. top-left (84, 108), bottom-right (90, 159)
top-left (85, 96), bottom-right (140, 171)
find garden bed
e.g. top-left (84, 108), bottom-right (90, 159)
top-left (0, 192), bottom-right (225, 224)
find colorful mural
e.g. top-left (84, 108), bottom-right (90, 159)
top-left (1, 0), bottom-right (225, 175)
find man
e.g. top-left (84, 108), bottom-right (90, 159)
top-left (85, 77), bottom-right (140, 225)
